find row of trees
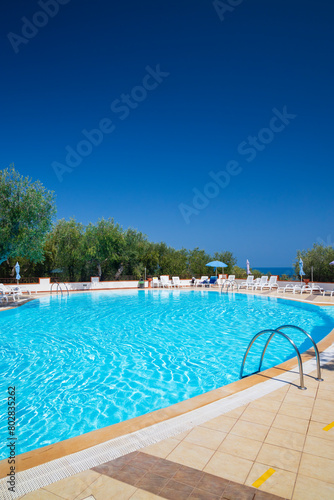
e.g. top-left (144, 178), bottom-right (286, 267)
top-left (1, 218), bottom-right (239, 281)
top-left (1, 167), bottom-right (333, 282)
top-left (295, 244), bottom-right (334, 283)
top-left (0, 167), bottom-right (248, 282)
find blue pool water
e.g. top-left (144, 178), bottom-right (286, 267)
top-left (1, 290), bottom-right (334, 459)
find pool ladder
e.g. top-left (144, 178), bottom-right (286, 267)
top-left (51, 281), bottom-right (69, 296)
top-left (220, 280), bottom-right (239, 293)
top-left (240, 325), bottom-right (323, 390)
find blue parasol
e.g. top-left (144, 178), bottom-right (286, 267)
top-left (15, 262), bottom-right (21, 284)
top-left (206, 260), bottom-right (227, 276)
top-left (299, 258), bottom-right (305, 283)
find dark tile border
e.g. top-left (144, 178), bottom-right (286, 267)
top-left (92, 451), bottom-right (286, 500)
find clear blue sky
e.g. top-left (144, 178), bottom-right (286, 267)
top-left (1, 0), bottom-right (333, 267)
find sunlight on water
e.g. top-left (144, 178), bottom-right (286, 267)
top-left (0, 290), bottom-right (334, 458)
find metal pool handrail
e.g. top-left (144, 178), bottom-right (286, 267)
top-left (240, 328), bottom-right (307, 390)
top-left (275, 325), bottom-right (322, 381)
top-left (50, 281), bottom-right (69, 295)
top-left (220, 279), bottom-right (239, 293)
top-left (240, 325), bottom-right (323, 390)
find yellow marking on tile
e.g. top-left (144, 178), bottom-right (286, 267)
top-left (252, 468), bottom-right (276, 488)
top-left (323, 421), bottom-right (334, 431)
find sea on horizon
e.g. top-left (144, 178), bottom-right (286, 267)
top-left (251, 267), bottom-right (295, 277)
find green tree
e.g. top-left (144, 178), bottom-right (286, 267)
top-left (47, 219), bottom-right (85, 281)
top-left (123, 229), bottom-right (157, 279)
top-left (0, 167), bottom-right (56, 265)
top-left (232, 265), bottom-right (247, 279)
top-left (295, 244), bottom-right (334, 282)
top-left (155, 243), bottom-right (188, 277)
top-left (84, 218), bottom-right (125, 280)
top-left (188, 248), bottom-right (211, 277)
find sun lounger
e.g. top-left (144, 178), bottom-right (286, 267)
top-left (195, 276), bottom-right (209, 287)
top-left (309, 284), bottom-right (324, 293)
top-left (10, 285), bottom-right (32, 296)
top-left (251, 278), bottom-right (261, 289)
top-left (0, 284), bottom-right (19, 301)
top-left (281, 284), bottom-right (298, 293)
top-left (152, 277), bottom-right (161, 288)
top-left (0, 291), bottom-right (9, 302)
top-left (323, 289), bottom-right (334, 297)
top-left (160, 276), bottom-right (173, 288)
top-left (208, 276), bottom-right (218, 287)
top-left (172, 277), bottom-right (183, 288)
top-left (253, 276), bottom-right (268, 290)
top-left (262, 276), bottom-right (278, 291)
top-left (239, 275), bottom-right (254, 289)
top-left (294, 283), bottom-right (324, 294)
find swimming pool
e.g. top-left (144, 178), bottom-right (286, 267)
top-left (1, 289), bottom-right (334, 459)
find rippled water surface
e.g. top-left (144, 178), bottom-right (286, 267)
top-left (1, 290), bottom-right (334, 458)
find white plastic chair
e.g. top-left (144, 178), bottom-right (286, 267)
top-left (262, 276), bottom-right (278, 290)
top-left (152, 277), bottom-right (161, 288)
top-left (239, 276), bottom-right (254, 289)
top-left (172, 277), bottom-right (182, 288)
top-left (160, 276), bottom-right (172, 288)
top-left (283, 284), bottom-right (298, 293)
top-left (0, 284), bottom-right (19, 301)
top-left (196, 276), bottom-right (209, 287)
top-left (252, 276), bottom-right (268, 290)
top-left (11, 285), bottom-right (32, 295)
top-left (296, 283), bottom-right (324, 294)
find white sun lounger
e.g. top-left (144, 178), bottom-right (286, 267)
top-left (278, 283), bottom-right (297, 293)
top-left (294, 284), bottom-right (324, 294)
top-left (10, 285), bottom-right (32, 296)
top-left (0, 284), bottom-right (19, 301)
top-left (195, 276), bottom-right (209, 287)
top-left (152, 277), bottom-right (161, 288)
top-left (262, 276), bottom-right (278, 290)
top-left (217, 275), bottom-right (226, 287)
top-left (253, 276), bottom-right (268, 290)
top-left (160, 276), bottom-right (173, 288)
top-left (172, 277), bottom-right (183, 288)
top-left (239, 275), bottom-right (254, 289)
top-left (251, 278), bottom-right (261, 289)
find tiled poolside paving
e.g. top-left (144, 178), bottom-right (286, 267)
top-left (15, 362), bottom-right (334, 500)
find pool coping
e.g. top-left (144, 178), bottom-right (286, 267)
top-left (1, 287), bottom-right (333, 480)
top-left (1, 286), bottom-right (334, 312)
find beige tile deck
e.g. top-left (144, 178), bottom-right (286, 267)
top-left (293, 475), bottom-right (334, 500)
top-left (204, 450), bottom-right (253, 483)
top-left (142, 365), bottom-right (334, 499)
top-left (17, 360), bottom-right (334, 499)
top-left (165, 440), bottom-right (214, 470)
top-left (183, 426), bottom-right (227, 450)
